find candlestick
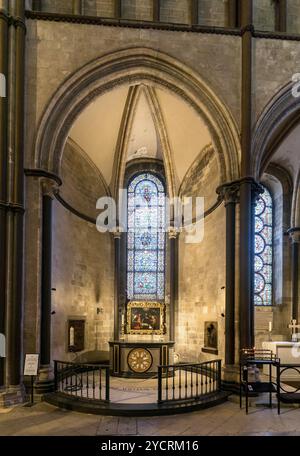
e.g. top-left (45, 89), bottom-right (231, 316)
top-left (70, 326), bottom-right (75, 346)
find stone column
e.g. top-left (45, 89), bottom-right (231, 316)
top-left (168, 228), bottom-right (180, 342)
top-left (289, 229), bottom-right (300, 320)
top-left (0, 0), bottom-right (7, 393)
top-left (217, 183), bottom-right (239, 365)
top-left (32, 0), bottom-right (41, 11)
top-left (113, 229), bottom-right (121, 341)
top-left (0, 1), bottom-right (26, 406)
top-left (0, 0), bottom-right (8, 390)
top-left (72, 0), bottom-right (83, 15)
top-left (153, 0), bottom-right (160, 21)
top-left (35, 180), bottom-right (56, 394)
top-left (190, 0), bottom-right (198, 25)
top-left (115, 0), bottom-right (121, 19)
top-left (239, 178), bottom-right (263, 349)
top-left (228, 0), bottom-right (238, 27)
top-left (239, 0), bottom-right (255, 350)
top-left (276, 0), bottom-right (287, 32)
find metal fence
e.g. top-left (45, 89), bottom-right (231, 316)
top-left (54, 360), bottom-right (110, 402)
top-left (158, 359), bottom-right (222, 403)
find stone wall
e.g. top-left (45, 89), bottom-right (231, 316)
top-left (84, 0), bottom-right (115, 17)
top-left (121, 0), bottom-right (153, 21)
top-left (198, 0), bottom-right (226, 27)
top-left (52, 204), bottom-right (114, 362)
top-left (41, 0), bottom-right (73, 14)
top-left (25, 19), bottom-right (241, 168)
top-left (253, 38), bottom-right (300, 122)
top-left (179, 145), bottom-right (220, 210)
top-left (160, 0), bottom-right (190, 24)
top-left (287, 0), bottom-right (300, 34)
top-left (177, 205), bottom-right (226, 362)
top-left (60, 140), bottom-right (108, 219)
top-left (29, 1), bottom-right (300, 34)
top-left (253, 0), bottom-right (276, 32)
top-left (51, 144), bottom-right (114, 362)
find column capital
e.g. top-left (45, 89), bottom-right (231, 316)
top-left (111, 227), bottom-right (122, 240)
top-left (41, 178), bottom-right (59, 198)
top-left (217, 182), bottom-right (239, 206)
top-left (217, 177), bottom-right (264, 206)
top-left (167, 226), bottom-right (182, 239)
top-left (288, 228), bottom-right (300, 243)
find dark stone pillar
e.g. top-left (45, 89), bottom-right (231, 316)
top-left (239, 0), bottom-right (254, 350)
top-left (217, 183), bottom-right (239, 365)
top-left (32, 0), bottom-right (42, 11)
top-left (289, 229), bottom-right (300, 320)
top-left (40, 194), bottom-right (53, 366)
top-left (4, 1), bottom-right (26, 399)
top-left (115, 0), bottom-right (121, 19)
top-left (239, 178), bottom-right (263, 350)
top-left (0, 1), bottom-right (9, 389)
top-left (169, 228), bottom-right (179, 342)
top-left (72, 0), bottom-right (83, 15)
top-left (35, 181), bottom-right (56, 394)
top-left (113, 230), bottom-right (121, 340)
top-left (191, 0), bottom-right (198, 25)
top-left (276, 0), bottom-right (287, 32)
top-left (228, 0), bottom-right (238, 27)
top-left (153, 0), bottom-right (160, 21)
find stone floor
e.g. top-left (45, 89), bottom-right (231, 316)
top-left (1, 401), bottom-right (300, 436)
top-left (67, 373), bottom-right (215, 403)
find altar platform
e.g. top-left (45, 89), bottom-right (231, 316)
top-left (262, 341), bottom-right (300, 380)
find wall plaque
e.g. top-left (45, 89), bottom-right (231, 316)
top-left (202, 321), bottom-right (218, 354)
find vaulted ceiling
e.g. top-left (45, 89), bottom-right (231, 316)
top-left (68, 82), bottom-right (213, 194)
top-left (271, 123), bottom-right (300, 184)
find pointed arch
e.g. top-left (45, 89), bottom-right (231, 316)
top-left (34, 47), bottom-right (240, 185)
top-left (111, 84), bottom-right (176, 200)
top-left (252, 81), bottom-right (300, 179)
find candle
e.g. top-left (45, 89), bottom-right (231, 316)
top-left (70, 326), bottom-right (75, 346)
top-left (269, 321), bottom-right (272, 332)
top-left (121, 314), bottom-right (125, 326)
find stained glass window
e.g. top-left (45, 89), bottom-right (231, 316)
top-left (127, 173), bottom-right (165, 301)
top-left (254, 187), bottom-right (273, 306)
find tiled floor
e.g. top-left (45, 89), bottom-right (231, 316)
top-left (0, 400), bottom-right (300, 436)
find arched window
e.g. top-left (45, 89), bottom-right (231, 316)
top-left (127, 172), bottom-right (166, 301)
top-left (254, 187), bottom-right (273, 306)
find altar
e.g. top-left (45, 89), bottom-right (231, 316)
top-left (109, 341), bottom-right (175, 378)
top-left (262, 341), bottom-right (300, 380)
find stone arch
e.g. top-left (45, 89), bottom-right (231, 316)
top-left (34, 47), bottom-right (240, 185)
top-left (252, 81), bottom-right (300, 179)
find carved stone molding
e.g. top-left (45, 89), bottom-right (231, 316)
top-left (217, 182), bottom-right (239, 206)
top-left (167, 226), bottom-right (182, 239)
top-left (252, 81), bottom-right (299, 178)
top-left (216, 177), bottom-right (263, 206)
top-left (33, 48), bottom-right (240, 187)
top-left (41, 178), bottom-right (59, 198)
top-left (111, 227), bottom-right (122, 240)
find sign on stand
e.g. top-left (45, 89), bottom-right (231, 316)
top-left (24, 354), bottom-right (39, 407)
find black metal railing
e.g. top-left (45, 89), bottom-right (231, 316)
top-left (276, 363), bottom-right (300, 414)
top-left (54, 360), bottom-right (110, 402)
top-left (157, 359), bottom-right (221, 403)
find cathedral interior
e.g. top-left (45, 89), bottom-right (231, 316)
top-left (0, 0), bottom-right (300, 438)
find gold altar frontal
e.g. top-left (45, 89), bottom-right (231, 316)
top-left (109, 341), bottom-right (175, 378)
